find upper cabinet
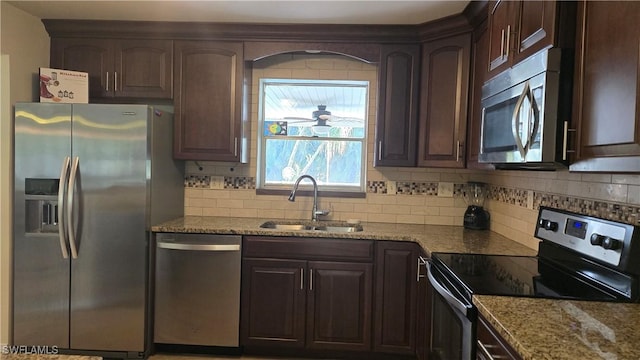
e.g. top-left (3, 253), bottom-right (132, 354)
top-left (173, 40), bottom-right (249, 162)
top-left (374, 44), bottom-right (420, 167)
top-left (570, 1), bottom-right (640, 172)
top-left (417, 33), bottom-right (471, 168)
top-left (50, 38), bottom-right (173, 99)
top-left (467, 19), bottom-right (494, 170)
top-left (486, 0), bottom-right (574, 80)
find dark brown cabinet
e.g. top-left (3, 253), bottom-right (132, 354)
top-left (374, 44), bottom-right (420, 167)
top-left (241, 236), bottom-right (374, 353)
top-left (467, 19), bottom-right (494, 170)
top-left (486, 1), bottom-right (574, 80)
top-left (241, 258), bottom-right (306, 348)
top-left (415, 249), bottom-right (430, 360)
top-left (373, 241), bottom-right (421, 355)
top-left (417, 33), bottom-right (471, 168)
top-left (570, 1), bottom-right (640, 172)
top-left (50, 38), bottom-right (173, 99)
top-left (173, 40), bottom-right (248, 162)
top-left (306, 261), bottom-right (373, 352)
top-left (486, 0), bottom-right (513, 77)
top-left (476, 313), bottom-right (522, 360)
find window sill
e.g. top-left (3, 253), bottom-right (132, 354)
top-left (256, 189), bottom-right (366, 199)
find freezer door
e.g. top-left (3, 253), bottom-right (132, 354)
top-left (69, 104), bottom-right (148, 352)
top-left (13, 103), bottom-right (72, 347)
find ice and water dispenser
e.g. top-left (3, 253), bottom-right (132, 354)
top-left (25, 178), bottom-right (60, 234)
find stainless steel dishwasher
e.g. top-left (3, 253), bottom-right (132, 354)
top-left (154, 233), bottom-right (241, 347)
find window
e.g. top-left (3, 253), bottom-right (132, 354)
top-left (257, 79), bottom-right (368, 193)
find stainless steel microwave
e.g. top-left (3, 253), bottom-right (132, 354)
top-left (479, 49), bottom-right (573, 169)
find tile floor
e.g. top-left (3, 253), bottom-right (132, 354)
top-left (0, 354), bottom-right (329, 360)
top-left (150, 355), bottom-right (313, 360)
top-left (1, 355), bottom-right (307, 360)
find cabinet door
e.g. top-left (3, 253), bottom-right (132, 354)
top-left (570, 1), bottom-right (640, 171)
top-left (50, 38), bottom-right (113, 98)
top-left (467, 20), bottom-right (494, 170)
top-left (417, 33), bottom-right (471, 168)
top-left (173, 40), bottom-right (244, 161)
top-left (415, 249), bottom-right (430, 360)
top-left (241, 258), bottom-right (306, 348)
top-left (512, 0), bottom-right (556, 64)
top-left (115, 39), bottom-right (173, 99)
top-left (375, 44), bottom-right (420, 167)
top-left (373, 241), bottom-right (419, 355)
top-left (306, 261), bottom-right (373, 352)
top-left (486, 0), bottom-right (513, 78)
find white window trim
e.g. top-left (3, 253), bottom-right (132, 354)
top-left (256, 78), bottom-right (368, 193)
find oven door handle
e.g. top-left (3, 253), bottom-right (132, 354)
top-left (427, 261), bottom-right (472, 316)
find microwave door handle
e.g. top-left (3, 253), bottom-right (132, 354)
top-left (528, 90), bottom-right (540, 149)
top-left (512, 81), bottom-right (530, 160)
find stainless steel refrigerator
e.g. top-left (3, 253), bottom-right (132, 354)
top-left (13, 103), bottom-right (184, 358)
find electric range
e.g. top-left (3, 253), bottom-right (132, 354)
top-left (425, 206), bottom-right (640, 360)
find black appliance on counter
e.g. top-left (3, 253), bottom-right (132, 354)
top-left (463, 182), bottom-right (490, 230)
top-left (426, 206), bottom-right (640, 360)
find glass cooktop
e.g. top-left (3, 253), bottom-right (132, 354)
top-left (431, 252), bottom-right (634, 302)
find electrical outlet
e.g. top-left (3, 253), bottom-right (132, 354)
top-left (438, 182), bottom-right (454, 197)
top-left (386, 181), bottom-right (397, 195)
top-left (210, 176), bottom-right (225, 190)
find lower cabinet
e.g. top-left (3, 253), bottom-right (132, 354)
top-left (307, 261), bottom-right (373, 351)
top-left (476, 313), bottom-right (522, 360)
top-left (241, 236), bottom-right (374, 353)
top-left (241, 258), bottom-right (306, 348)
top-left (373, 241), bottom-right (421, 355)
top-left (241, 236), bottom-right (423, 359)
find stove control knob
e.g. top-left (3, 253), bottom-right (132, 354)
top-left (539, 219), bottom-right (558, 232)
top-left (590, 234), bottom-right (622, 250)
top-left (590, 234), bottom-right (606, 246)
top-left (602, 237), bottom-right (622, 250)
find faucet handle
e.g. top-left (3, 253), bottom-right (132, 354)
top-left (315, 209), bottom-right (331, 217)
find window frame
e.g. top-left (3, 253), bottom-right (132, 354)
top-left (256, 78), bottom-right (369, 194)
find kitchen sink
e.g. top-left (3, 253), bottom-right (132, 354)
top-left (259, 221), bottom-right (363, 233)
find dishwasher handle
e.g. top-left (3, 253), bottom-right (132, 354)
top-left (157, 240), bottom-right (240, 252)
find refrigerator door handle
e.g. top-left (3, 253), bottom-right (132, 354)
top-left (58, 156), bottom-right (71, 258)
top-left (67, 156), bottom-right (80, 259)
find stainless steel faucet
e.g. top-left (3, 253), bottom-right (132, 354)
top-left (288, 175), bottom-right (330, 221)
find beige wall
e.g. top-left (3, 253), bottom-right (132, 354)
top-left (0, 1), bottom-right (50, 346)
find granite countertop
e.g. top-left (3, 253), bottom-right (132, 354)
top-left (151, 216), bottom-right (538, 257)
top-left (154, 216), bottom-right (640, 360)
top-left (474, 295), bottom-right (640, 360)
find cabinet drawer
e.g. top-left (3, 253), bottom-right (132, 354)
top-left (243, 236), bottom-right (374, 262)
top-left (477, 313), bottom-right (521, 360)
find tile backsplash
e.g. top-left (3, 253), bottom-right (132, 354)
top-left (184, 170), bottom-right (640, 251)
top-left (185, 172), bottom-right (640, 224)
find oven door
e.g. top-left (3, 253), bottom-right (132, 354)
top-left (426, 261), bottom-right (475, 360)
